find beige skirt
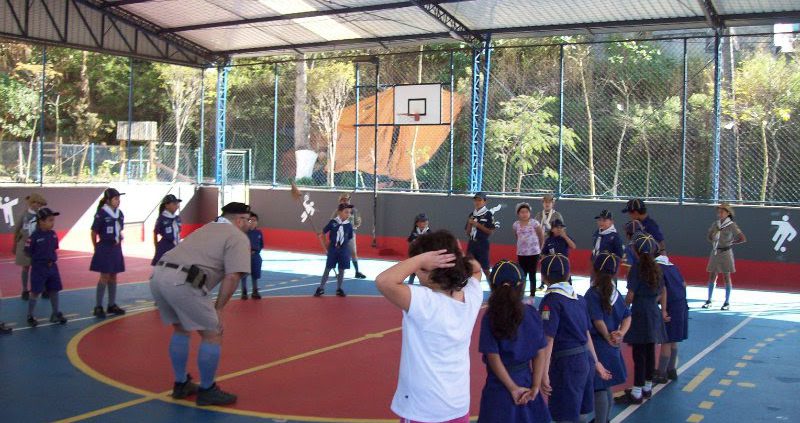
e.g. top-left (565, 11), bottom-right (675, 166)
top-left (14, 238), bottom-right (31, 267)
top-left (707, 249), bottom-right (735, 273)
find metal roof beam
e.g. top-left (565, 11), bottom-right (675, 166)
top-left (409, 0), bottom-right (482, 44)
top-left (159, 0), bottom-right (467, 34)
top-left (100, 0), bottom-right (156, 7)
top-left (220, 32), bottom-right (452, 56)
top-left (696, 0), bottom-right (725, 30)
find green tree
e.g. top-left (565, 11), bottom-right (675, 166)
top-left (626, 96), bottom-right (681, 197)
top-left (155, 63), bottom-right (203, 180)
top-left (308, 61), bottom-right (354, 187)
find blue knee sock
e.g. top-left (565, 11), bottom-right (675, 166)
top-left (707, 282), bottom-right (715, 301)
top-left (169, 334), bottom-right (190, 383)
top-left (724, 283), bottom-right (732, 303)
top-left (198, 342), bottom-right (221, 389)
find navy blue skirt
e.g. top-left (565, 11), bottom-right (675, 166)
top-left (251, 254), bottom-right (263, 280)
top-left (90, 241), bottom-right (125, 274)
top-left (151, 240), bottom-right (175, 266)
top-left (478, 365), bottom-right (551, 423)
top-left (591, 335), bottom-right (627, 389)
top-left (665, 300), bottom-right (689, 342)
top-left (624, 304), bottom-right (668, 345)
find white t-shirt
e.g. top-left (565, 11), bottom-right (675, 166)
top-left (390, 277), bottom-right (483, 421)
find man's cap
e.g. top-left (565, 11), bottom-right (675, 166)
top-left (339, 192), bottom-right (351, 201)
top-left (541, 253), bottom-right (570, 282)
top-left (550, 219), bottom-right (566, 228)
top-left (595, 209), bottom-right (613, 220)
top-left (593, 251), bottom-right (619, 275)
top-left (490, 260), bottom-right (524, 288)
top-left (103, 188), bottom-right (125, 199)
top-left (221, 202), bottom-right (250, 214)
top-left (622, 199), bottom-right (646, 213)
top-left (161, 194), bottom-right (182, 204)
top-left (36, 207), bottom-right (60, 220)
top-left (543, 194), bottom-right (555, 202)
top-left (473, 192), bottom-right (488, 201)
top-left (337, 203), bottom-right (355, 211)
top-left (414, 213), bottom-right (429, 223)
top-left (25, 193), bottom-right (47, 205)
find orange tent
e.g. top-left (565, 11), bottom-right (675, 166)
top-left (332, 87), bottom-right (464, 181)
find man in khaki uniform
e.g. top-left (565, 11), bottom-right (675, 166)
top-left (149, 202), bottom-right (251, 406)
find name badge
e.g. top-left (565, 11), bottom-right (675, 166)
top-left (106, 227), bottom-right (114, 234)
top-left (165, 227), bottom-right (172, 234)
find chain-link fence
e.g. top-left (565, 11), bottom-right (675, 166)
top-left (3, 30), bottom-right (799, 205)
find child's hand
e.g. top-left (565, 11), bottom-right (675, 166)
top-left (521, 386), bottom-right (540, 403)
top-left (662, 310), bottom-right (671, 322)
top-left (416, 249), bottom-right (457, 272)
top-left (541, 374), bottom-right (552, 397)
top-left (509, 385), bottom-right (530, 405)
top-left (596, 362), bottom-right (612, 380)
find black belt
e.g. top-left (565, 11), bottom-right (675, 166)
top-left (552, 344), bottom-right (589, 360)
top-left (716, 246), bottom-right (732, 252)
top-left (505, 362), bottom-right (531, 373)
top-left (157, 261), bottom-right (187, 273)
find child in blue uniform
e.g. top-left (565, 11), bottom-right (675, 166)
top-left (539, 254), bottom-right (611, 423)
top-left (24, 208), bottom-right (67, 326)
top-left (478, 260), bottom-right (550, 423)
top-left (541, 220), bottom-right (575, 258)
top-left (314, 204), bottom-right (353, 297)
top-left (591, 210), bottom-right (624, 261)
top-left (152, 194), bottom-right (182, 266)
top-left (406, 213), bottom-right (430, 284)
top-left (90, 188), bottom-right (126, 318)
top-left (241, 212), bottom-right (264, 300)
top-left (466, 192), bottom-right (497, 280)
top-left (622, 220), bottom-right (644, 268)
top-left (622, 199), bottom-right (666, 254)
top-left (622, 233), bottom-right (669, 404)
top-left (655, 254), bottom-right (688, 383)
top-left (585, 252), bottom-right (630, 423)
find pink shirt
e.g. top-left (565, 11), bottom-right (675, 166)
top-left (513, 220), bottom-right (542, 256)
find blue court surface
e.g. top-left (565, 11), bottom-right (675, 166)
top-left (1, 251), bottom-right (798, 423)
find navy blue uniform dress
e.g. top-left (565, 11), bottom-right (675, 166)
top-left (466, 210), bottom-right (496, 270)
top-left (641, 217), bottom-right (665, 246)
top-left (478, 305), bottom-right (551, 423)
top-left (660, 261), bottom-right (688, 343)
top-left (90, 207), bottom-right (125, 274)
top-left (542, 235), bottom-right (570, 257)
top-left (248, 228), bottom-right (264, 280)
top-left (623, 267), bottom-right (667, 345)
top-left (151, 213), bottom-right (181, 265)
top-left (25, 229), bottom-right (62, 293)
top-left (323, 219), bottom-right (353, 269)
top-left (585, 286), bottom-right (630, 389)
top-left (591, 230), bottom-right (624, 260)
top-left (539, 286), bottom-right (594, 422)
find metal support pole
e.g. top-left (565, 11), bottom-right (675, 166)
top-left (272, 63), bottom-right (279, 185)
top-left (138, 145), bottom-right (143, 179)
top-left (448, 51), bottom-right (454, 194)
top-left (127, 57), bottom-right (134, 181)
top-left (215, 61), bottom-right (231, 185)
top-left (557, 44), bottom-right (565, 199)
top-left (469, 33), bottom-right (492, 193)
top-left (355, 63), bottom-right (361, 189)
top-left (37, 46), bottom-right (46, 185)
top-left (372, 60), bottom-right (380, 248)
top-left (470, 47), bottom-right (479, 192)
top-left (90, 143), bottom-right (95, 179)
top-left (477, 35), bottom-right (492, 191)
top-left (198, 68), bottom-right (205, 184)
top-left (680, 38), bottom-right (688, 204)
top-left (711, 32), bottom-right (722, 202)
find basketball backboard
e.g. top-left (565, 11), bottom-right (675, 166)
top-left (393, 83), bottom-right (442, 125)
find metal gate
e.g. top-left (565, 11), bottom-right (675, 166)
top-left (221, 149), bottom-right (251, 206)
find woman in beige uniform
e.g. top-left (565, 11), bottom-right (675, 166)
top-left (13, 193), bottom-right (47, 300)
top-left (702, 203), bottom-right (746, 311)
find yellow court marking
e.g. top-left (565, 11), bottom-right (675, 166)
top-left (748, 349), bottom-right (759, 354)
top-left (742, 355), bottom-right (753, 360)
top-left (755, 342), bottom-right (766, 347)
top-left (719, 379), bottom-right (732, 386)
top-left (737, 382), bottom-right (756, 388)
top-left (727, 370), bottom-right (739, 376)
top-left (735, 362), bottom-right (747, 368)
top-left (683, 368), bottom-right (714, 393)
top-left (765, 337), bottom-right (776, 342)
top-left (710, 389), bottom-right (724, 397)
top-left (687, 413), bottom-right (705, 422)
top-left (699, 401), bottom-right (714, 410)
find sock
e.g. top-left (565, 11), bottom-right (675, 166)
top-left (169, 333), bottom-right (190, 383)
top-left (48, 291), bottom-right (59, 314)
top-left (668, 345), bottom-right (679, 370)
top-left (108, 281), bottom-right (117, 306)
top-left (198, 342), bottom-right (221, 389)
top-left (706, 281), bottom-right (715, 302)
top-left (319, 268), bottom-right (331, 289)
top-left (96, 282), bottom-right (106, 308)
top-left (352, 259), bottom-right (360, 273)
top-left (21, 267), bottom-right (29, 291)
top-left (658, 353), bottom-right (669, 376)
top-left (631, 386), bottom-right (642, 398)
top-left (644, 380), bottom-right (653, 391)
top-left (336, 270), bottom-right (344, 290)
top-left (28, 297), bottom-right (37, 316)
top-left (240, 276), bottom-right (248, 294)
top-left (724, 282), bottom-right (732, 304)
top-left (594, 390), bottom-right (610, 423)
top-left (251, 277), bottom-right (258, 292)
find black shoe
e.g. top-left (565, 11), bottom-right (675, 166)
top-left (621, 389), bottom-right (643, 404)
top-left (42, 290), bottom-right (50, 299)
top-left (250, 291), bottom-right (262, 300)
top-left (93, 306), bottom-right (106, 318)
top-left (49, 312), bottom-right (67, 324)
top-left (537, 284), bottom-right (546, 291)
top-left (107, 304), bottom-right (126, 316)
top-left (196, 383), bottom-right (237, 406)
top-left (355, 272), bottom-right (367, 279)
top-left (27, 315), bottom-right (38, 327)
top-left (241, 292), bottom-right (249, 300)
top-left (667, 369), bottom-right (679, 380)
top-left (172, 374), bottom-right (199, 399)
top-left (313, 287), bottom-right (324, 297)
top-left (21, 290), bottom-right (30, 301)
top-left (0, 323), bottom-right (11, 335)
top-left (721, 303), bottom-right (730, 311)
top-left (653, 374), bottom-right (669, 385)
top-left (643, 389), bottom-right (653, 399)
top-left (701, 300), bottom-right (711, 309)
top-left (336, 289), bottom-right (347, 297)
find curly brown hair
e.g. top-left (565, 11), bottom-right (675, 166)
top-left (408, 230), bottom-right (474, 293)
top-left (488, 282), bottom-right (524, 340)
top-left (593, 271), bottom-right (615, 314)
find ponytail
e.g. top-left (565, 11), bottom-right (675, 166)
top-left (488, 283), bottom-right (524, 340)
top-left (594, 272), bottom-right (615, 314)
top-left (638, 253), bottom-right (662, 290)
top-left (96, 198), bottom-right (107, 213)
top-left (158, 203), bottom-right (166, 215)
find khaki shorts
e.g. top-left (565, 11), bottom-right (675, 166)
top-left (149, 266), bottom-right (219, 332)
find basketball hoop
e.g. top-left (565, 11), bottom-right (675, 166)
top-left (402, 113), bottom-right (422, 122)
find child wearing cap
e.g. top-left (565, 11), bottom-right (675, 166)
top-left (534, 194), bottom-right (564, 234)
top-left (24, 208), bottom-right (67, 326)
top-left (333, 193), bottom-right (366, 279)
top-left (655, 254), bottom-right (688, 383)
top-left (477, 260), bottom-right (551, 423)
top-left (622, 199), bottom-right (666, 254)
top-left (90, 188), bottom-right (126, 318)
top-left (538, 254), bottom-right (611, 422)
top-left (151, 194), bottom-right (182, 266)
top-left (13, 193), bottom-right (47, 300)
top-left (241, 212), bottom-right (264, 300)
top-left (622, 220), bottom-right (645, 267)
top-left (592, 210), bottom-right (624, 262)
top-left (375, 230), bottom-right (483, 423)
top-left (703, 203), bottom-right (746, 311)
top-left (622, 233), bottom-right (669, 404)
top-left (466, 192), bottom-right (497, 280)
top-left (584, 252), bottom-right (630, 423)
top-left (406, 213), bottom-right (431, 285)
top-left (513, 203), bottom-right (544, 297)
top-left (314, 204), bottom-right (354, 297)
top-left (541, 220), bottom-right (576, 258)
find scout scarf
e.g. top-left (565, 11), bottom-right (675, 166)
top-left (415, 226), bottom-right (430, 236)
top-left (162, 210), bottom-right (181, 245)
top-left (24, 209), bottom-right (37, 236)
top-left (655, 255), bottom-right (673, 266)
top-left (541, 209), bottom-right (555, 229)
top-left (215, 216), bottom-right (232, 224)
top-left (593, 225), bottom-right (617, 257)
top-left (470, 206), bottom-right (488, 240)
top-left (712, 217), bottom-right (733, 255)
top-left (609, 281), bottom-right (620, 306)
top-left (334, 216), bottom-right (347, 246)
top-left (546, 282), bottom-right (577, 300)
top-left (102, 204), bottom-right (122, 243)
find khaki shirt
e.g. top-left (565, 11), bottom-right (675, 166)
top-left (534, 210), bottom-right (563, 231)
top-left (707, 221), bottom-right (742, 249)
top-left (160, 221), bottom-right (251, 290)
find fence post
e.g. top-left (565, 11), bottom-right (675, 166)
top-left (138, 145), bottom-right (144, 179)
top-left (90, 143), bottom-right (95, 180)
top-left (448, 50), bottom-right (454, 195)
top-left (272, 63), bottom-right (279, 186)
top-left (355, 63), bottom-right (360, 189)
top-left (557, 44), bottom-right (565, 199)
top-left (680, 38), bottom-right (688, 204)
top-left (711, 32), bottom-right (722, 202)
top-left (38, 46), bottom-right (46, 186)
top-left (372, 59), bottom-right (379, 248)
top-left (127, 57), bottom-right (134, 182)
top-left (215, 61), bottom-right (231, 185)
top-left (198, 68), bottom-right (205, 184)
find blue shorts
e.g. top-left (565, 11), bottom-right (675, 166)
top-left (549, 351), bottom-right (594, 421)
top-left (30, 263), bottom-right (63, 293)
top-left (325, 246), bottom-right (351, 270)
top-left (467, 242), bottom-right (490, 270)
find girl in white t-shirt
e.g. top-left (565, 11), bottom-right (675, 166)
top-left (376, 230), bottom-right (484, 423)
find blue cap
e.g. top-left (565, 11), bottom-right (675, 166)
top-left (633, 232), bottom-right (658, 256)
top-left (161, 194), bottom-right (182, 204)
top-left (414, 213), bottom-right (428, 223)
top-left (541, 254), bottom-right (570, 282)
top-left (36, 207), bottom-right (60, 220)
top-left (595, 209), bottom-right (613, 220)
top-left (490, 260), bottom-right (524, 288)
top-left (593, 251), bottom-right (619, 275)
top-left (473, 192), bottom-right (488, 201)
top-left (622, 199), bottom-right (646, 213)
top-left (624, 219), bottom-right (644, 238)
top-left (550, 219), bottom-right (566, 228)
top-left (103, 188), bottom-right (124, 199)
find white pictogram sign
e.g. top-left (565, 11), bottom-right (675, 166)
top-left (1, 196), bottom-right (19, 227)
top-left (771, 215), bottom-right (797, 253)
top-left (301, 194), bottom-right (316, 223)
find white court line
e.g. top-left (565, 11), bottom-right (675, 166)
top-left (611, 312), bottom-right (761, 422)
